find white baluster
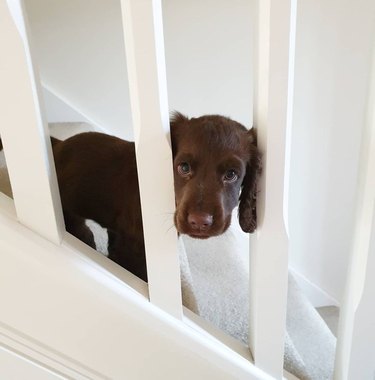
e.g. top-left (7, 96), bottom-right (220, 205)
top-left (0, 0), bottom-right (64, 243)
top-left (335, 42), bottom-right (375, 380)
top-left (120, 0), bottom-right (182, 318)
top-left (250, 0), bottom-right (297, 377)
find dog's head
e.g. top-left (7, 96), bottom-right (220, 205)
top-left (170, 112), bottom-right (260, 239)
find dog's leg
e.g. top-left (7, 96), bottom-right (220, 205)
top-left (64, 211), bottom-right (96, 249)
top-left (107, 229), bottom-right (147, 282)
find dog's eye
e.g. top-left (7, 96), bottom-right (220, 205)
top-left (223, 169), bottom-right (238, 183)
top-left (178, 162), bottom-right (191, 176)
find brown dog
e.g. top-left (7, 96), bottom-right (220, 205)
top-left (51, 113), bottom-right (260, 282)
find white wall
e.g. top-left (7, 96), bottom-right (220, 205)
top-left (163, 0), bottom-right (253, 127)
top-left (24, 0), bottom-right (253, 135)
top-left (42, 87), bottom-right (91, 124)
top-left (289, 0), bottom-right (375, 304)
top-left (24, 0), bottom-right (133, 139)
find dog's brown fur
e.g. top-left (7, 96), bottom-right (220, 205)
top-left (25, 114), bottom-right (260, 282)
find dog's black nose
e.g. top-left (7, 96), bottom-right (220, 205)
top-left (188, 212), bottom-right (213, 231)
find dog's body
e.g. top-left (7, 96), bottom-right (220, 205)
top-left (52, 133), bottom-right (147, 280)
top-left (1, 114), bottom-right (260, 282)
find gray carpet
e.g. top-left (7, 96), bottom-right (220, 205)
top-left (0, 122), bottom-right (338, 379)
top-left (183, 230), bottom-right (337, 380)
top-left (317, 306), bottom-right (340, 337)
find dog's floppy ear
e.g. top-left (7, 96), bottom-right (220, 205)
top-left (238, 128), bottom-right (261, 233)
top-left (170, 111), bottom-right (189, 156)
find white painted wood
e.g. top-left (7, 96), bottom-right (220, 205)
top-left (347, 205), bottom-right (375, 379)
top-left (335, 41), bottom-right (375, 380)
top-left (0, 346), bottom-right (64, 380)
top-left (250, 0), bottom-right (297, 377)
top-left (0, 0), bottom-right (64, 243)
top-left (0, 193), bottom-right (273, 380)
top-left (120, 0), bottom-right (182, 318)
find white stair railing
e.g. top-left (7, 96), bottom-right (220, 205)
top-left (335, 41), bottom-right (375, 380)
top-left (120, 0), bottom-right (183, 318)
top-left (0, 1), bottom-right (272, 377)
top-left (3, 0), bottom-right (375, 379)
top-left (0, 0), bottom-right (298, 376)
top-left (250, 0), bottom-right (296, 377)
top-left (0, 0), bottom-right (64, 244)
